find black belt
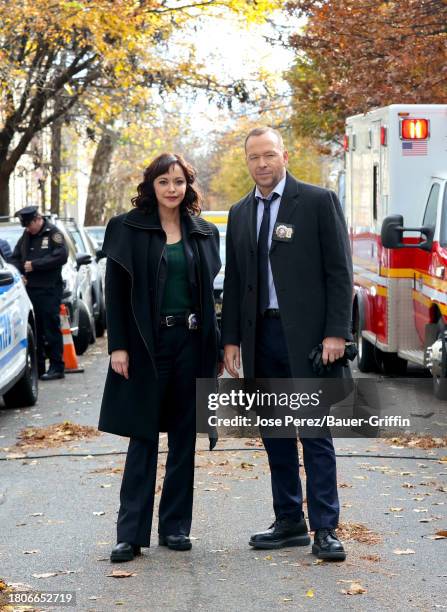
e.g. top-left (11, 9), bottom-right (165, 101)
top-left (263, 308), bottom-right (280, 319)
top-left (160, 313), bottom-right (200, 330)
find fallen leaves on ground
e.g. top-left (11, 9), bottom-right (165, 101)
top-left (15, 421), bottom-right (99, 450)
top-left (393, 549), bottom-right (415, 555)
top-left (90, 466), bottom-right (124, 475)
top-left (385, 435), bottom-right (447, 449)
top-left (341, 582), bottom-right (367, 595)
top-left (360, 554), bottom-right (381, 562)
top-left (337, 522), bottom-right (381, 544)
top-left (427, 530), bottom-right (447, 540)
top-left (107, 570), bottom-right (137, 578)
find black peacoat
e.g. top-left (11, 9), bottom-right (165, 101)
top-left (98, 207), bottom-right (221, 442)
top-left (221, 171), bottom-right (353, 379)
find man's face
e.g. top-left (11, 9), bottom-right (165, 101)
top-left (25, 216), bottom-right (43, 235)
top-left (245, 133), bottom-right (288, 194)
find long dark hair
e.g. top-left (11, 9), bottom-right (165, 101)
top-left (131, 153), bottom-right (202, 215)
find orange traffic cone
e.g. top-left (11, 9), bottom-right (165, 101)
top-left (60, 304), bottom-right (84, 373)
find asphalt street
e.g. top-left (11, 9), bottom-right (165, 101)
top-left (1, 337), bottom-right (446, 612)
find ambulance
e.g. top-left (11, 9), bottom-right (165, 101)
top-left (345, 104), bottom-right (447, 398)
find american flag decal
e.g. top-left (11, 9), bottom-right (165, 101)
top-left (402, 140), bottom-right (428, 156)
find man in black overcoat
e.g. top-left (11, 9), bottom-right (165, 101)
top-left (221, 127), bottom-right (353, 560)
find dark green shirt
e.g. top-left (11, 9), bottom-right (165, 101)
top-left (160, 240), bottom-right (193, 315)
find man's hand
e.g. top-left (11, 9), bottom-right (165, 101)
top-left (24, 260), bottom-right (33, 273)
top-left (322, 337), bottom-right (345, 365)
top-left (224, 344), bottom-right (240, 378)
top-left (21, 275), bottom-right (27, 285)
top-left (111, 350), bottom-right (129, 379)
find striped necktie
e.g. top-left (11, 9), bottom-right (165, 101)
top-left (257, 192), bottom-right (280, 315)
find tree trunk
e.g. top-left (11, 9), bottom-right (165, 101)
top-left (0, 171), bottom-right (10, 217)
top-left (50, 115), bottom-right (62, 215)
top-left (84, 129), bottom-right (118, 225)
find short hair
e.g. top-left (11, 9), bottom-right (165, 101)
top-left (244, 127), bottom-right (284, 151)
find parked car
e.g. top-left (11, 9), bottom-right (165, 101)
top-left (0, 217), bottom-right (95, 355)
top-left (201, 211), bottom-right (228, 321)
top-left (85, 225), bottom-right (105, 248)
top-left (60, 218), bottom-right (107, 337)
top-left (0, 255), bottom-right (38, 408)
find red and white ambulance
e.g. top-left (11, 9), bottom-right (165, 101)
top-left (345, 104), bottom-right (447, 398)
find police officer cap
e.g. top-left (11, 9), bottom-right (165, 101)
top-left (15, 205), bottom-right (39, 226)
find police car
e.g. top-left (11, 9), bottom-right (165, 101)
top-left (0, 255), bottom-right (38, 408)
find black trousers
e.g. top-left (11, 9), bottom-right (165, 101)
top-left (255, 317), bottom-right (340, 530)
top-left (27, 285), bottom-right (64, 376)
top-left (117, 326), bottom-right (201, 547)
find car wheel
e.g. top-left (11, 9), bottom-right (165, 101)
top-left (381, 352), bottom-right (408, 376)
top-left (354, 309), bottom-right (379, 373)
top-left (3, 324), bottom-right (39, 408)
top-left (95, 297), bottom-right (106, 337)
top-left (89, 310), bottom-right (96, 345)
top-left (73, 302), bottom-right (91, 355)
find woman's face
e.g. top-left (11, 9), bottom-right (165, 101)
top-left (153, 163), bottom-right (187, 212)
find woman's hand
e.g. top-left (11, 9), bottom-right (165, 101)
top-left (111, 350), bottom-right (129, 379)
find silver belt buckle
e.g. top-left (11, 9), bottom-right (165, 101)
top-left (187, 313), bottom-right (198, 330)
top-left (165, 315), bottom-right (176, 327)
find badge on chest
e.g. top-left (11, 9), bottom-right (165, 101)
top-left (41, 236), bottom-right (49, 249)
top-left (272, 222), bottom-right (295, 242)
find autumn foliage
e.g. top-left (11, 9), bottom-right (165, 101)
top-left (0, 0), bottom-right (281, 214)
top-left (286, 0), bottom-right (447, 143)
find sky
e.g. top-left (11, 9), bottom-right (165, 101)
top-left (164, 11), bottom-right (297, 141)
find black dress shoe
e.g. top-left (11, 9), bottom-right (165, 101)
top-left (110, 542), bottom-right (141, 563)
top-left (158, 534), bottom-right (192, 551)
top-left (312, 528), bottom-right (346, 561)
top-left (249, 517), bottom-right (311, 550)
top-left (40, 370), bottom-right (65, 381)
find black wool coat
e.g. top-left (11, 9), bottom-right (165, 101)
top-left (98, 207), bottom-right (221, 442)
top-left (221, 172), bottom-right (353, 379)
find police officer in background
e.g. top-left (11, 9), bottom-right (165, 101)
top-left (10, 206), bottom-right (68, 380)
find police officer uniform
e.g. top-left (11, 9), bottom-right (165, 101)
top-left (10, 206), bottom-right (68, 380)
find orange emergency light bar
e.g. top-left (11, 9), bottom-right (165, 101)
top-left (400, 118), bottom-right (429, 140)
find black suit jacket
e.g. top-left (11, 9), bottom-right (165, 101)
top-left (221, 171), bottom-right (353, 378)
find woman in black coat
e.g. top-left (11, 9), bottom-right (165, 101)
top-left (99, 153), bottom-right (222, 562)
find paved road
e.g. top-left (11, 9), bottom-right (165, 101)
top-left (1, 338), bottom-right (446, 611)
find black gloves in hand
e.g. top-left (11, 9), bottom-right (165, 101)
top-left (308, 342), bottom-right (358, 376)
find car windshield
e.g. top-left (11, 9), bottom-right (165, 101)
top-left (0, 226), bottom-right (24, 250)
top-left (68, 228), bottom-right (87, 254)
top-left (86, 227), bottom-right (105, 247)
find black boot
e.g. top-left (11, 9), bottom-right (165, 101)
top-left (312, 528), bottom-right (346, 561)
top-left (40, 367), bottom-right (65, 381)
top-left (110, 542), bottom-right (141, 563)
top-left (158, 534), bottom-right (192, 551)
top-left (249, 517), bottom-right (310, 549)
